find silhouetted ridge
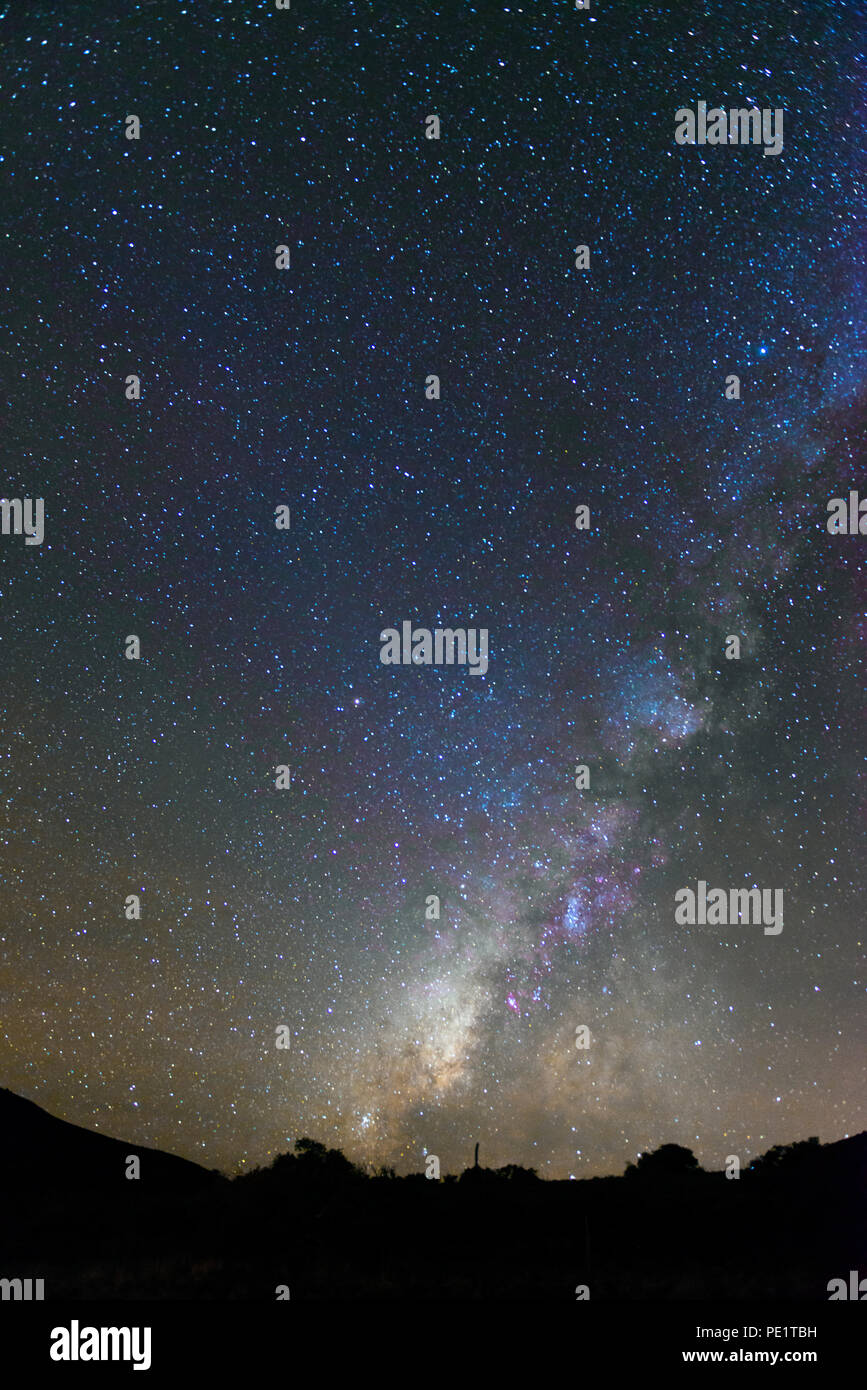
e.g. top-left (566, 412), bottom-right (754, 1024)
top-left (2, 1089), bottom-right (865, 1297)
top-left (0, 1087), bottom-right (219, 1191)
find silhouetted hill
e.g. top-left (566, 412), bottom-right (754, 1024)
top-left (0, 1087), bottom-right (219, 1193)
top-left (1, 1087), bottom-right (864, 1298)
top-left (805, 1129), bottom-right (867, 1181)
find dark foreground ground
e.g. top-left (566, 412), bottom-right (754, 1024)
top-left (1, 1090), bottom-right (864, 1299)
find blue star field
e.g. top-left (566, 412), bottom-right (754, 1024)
top-left (0, 0), bottom-right (864, 1177)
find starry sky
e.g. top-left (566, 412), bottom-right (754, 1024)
top-left (1, 0), bottom-right (865, 1179)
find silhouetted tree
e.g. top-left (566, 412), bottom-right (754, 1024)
top-left (295, 1138), bottom-right (328, 1162)
top-left (632, 1144), bottom-right (701, 1177)
top-left (748, 1137), bottom-right (821, 1176)
top-left (494, 1164), bottom-right (539, 1183)
top-left (255, 1137), bottom-right (363, 1189)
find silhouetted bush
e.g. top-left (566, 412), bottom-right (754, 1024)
top-left (631, 1144), bottom-right (702, 1178)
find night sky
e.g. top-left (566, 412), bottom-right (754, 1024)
top-left (1, 0), bottom-right (864, 1180)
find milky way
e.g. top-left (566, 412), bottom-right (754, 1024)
top-left (1, 0), bottom-right (864, 1178)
